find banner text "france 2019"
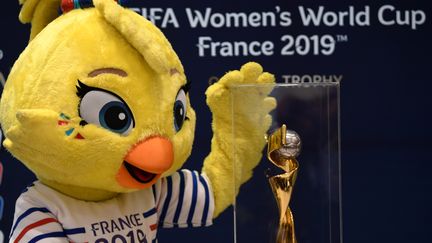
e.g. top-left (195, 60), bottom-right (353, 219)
top-left (131, 5), bottom-right (427, 57)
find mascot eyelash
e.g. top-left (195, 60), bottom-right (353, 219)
top-left (75, 80), bottom-right (136, 129)
top-left (180, 82), bottom-right (191, 121)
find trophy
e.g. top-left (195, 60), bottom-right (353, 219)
top-left (266, 124), bottom-right (301, 243)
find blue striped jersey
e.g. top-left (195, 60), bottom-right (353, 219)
top-left (9, 169), bottom-right (214, 243)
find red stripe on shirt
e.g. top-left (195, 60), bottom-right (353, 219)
top-left (150, 223), bottom-right (158, 231)
top-left (14, 217), bottom-right (59, 243)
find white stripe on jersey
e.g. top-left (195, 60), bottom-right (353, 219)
top-left (191, 171), bottom-right (205, 224)
top-left (152, 179), bottom-right (162, 207)
top-left (175, 170), bottom-right (193, 227)
top-left (156, 170), bottom-right (214, 228)
top-left (160, 172), bottom-right (180, 225)
top-left (201, 173), bottom-right (215, 225)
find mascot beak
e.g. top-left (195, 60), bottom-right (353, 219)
top-left (116, 136), bottom-right (173, 189)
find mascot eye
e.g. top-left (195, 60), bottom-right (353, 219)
top-left (79, 90), bottom-right (134, 135)
top-left (173, 89), bottom-right (187, 132)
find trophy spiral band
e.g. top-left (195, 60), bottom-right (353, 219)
top-left (267, 125), bottom-right (301, 243)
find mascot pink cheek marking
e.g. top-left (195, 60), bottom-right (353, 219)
top-left (57, 121), bottom-right (68, 126)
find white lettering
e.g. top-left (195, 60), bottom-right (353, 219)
top-left (132, 8), bottom-right (179, 28)
top-left (355, 6), bottom-right (370, 26)
top-left (186, 8), bottom-right (281, 28)
top-left (248, 12), bottom-right (261, 27)
top-left (197, 36), bottom-right (213, 57)
top-left (186, 8), bottom-right (212, 28)
top-left (292, 75), bottom-right (300, 83)
top-left (197, 36), bottom-right (274, 57)
top-left (412, 10), bottom-right (427, 30)
top-left (299, 6), bottom-right (324, 26)
top-left (334, 75), bottom-right (343, 83)
top-left (163, 8), bottom-right (180, 28)
top-left (226, 12), bottom-right (248, 27)
top-left (279, 11), bottom-right (292, 26)
top-left (262, 11), bottom-right (277, 27)
top-left (147, 8), bottom-right (163, 24)
top-left (210, 13), bottom-right (226, 28)
top-left (301, 75), bottom-right (312, 83)
top-left (282, 75), bottom-right (343, 84)
top-left (378, 5), bottom-right (396, 26)
top-left (323, 12), bottom-right (338, 26)
top-left (313, 75), bottom-right (322, 83)
top-left (299, 6), bottom-right (369, 27)
top-left (323, 75), bottom-right (333, 83)
top-left (378, 5), bottom-right (426, 30)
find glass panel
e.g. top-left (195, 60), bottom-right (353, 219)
top-left (231, 83), bottom-right (341, 243)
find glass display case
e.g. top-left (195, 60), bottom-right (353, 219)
top-left (231, 82), bottom-right (341, 243)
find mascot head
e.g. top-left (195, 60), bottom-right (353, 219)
top-left (0, 0), bottom-right (196, 200)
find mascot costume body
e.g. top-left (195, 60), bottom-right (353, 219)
top-left (1, 0), bottom-right (275, 242)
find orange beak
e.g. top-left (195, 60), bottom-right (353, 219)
top-left (116, 136), bottom-right (173, 189)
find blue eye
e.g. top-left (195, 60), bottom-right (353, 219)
top-left (173, 89), bottom-right (187, 132)
top-left (99, 101), bottom-right (133, 134)
top-left (79, 90), bottom-right (134, 135)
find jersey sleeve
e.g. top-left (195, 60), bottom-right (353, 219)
top-left (154, 169), bottom-right (215, 228)
top-left (9, 188), bottom-right (69, 243)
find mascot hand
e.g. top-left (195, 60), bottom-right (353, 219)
top-left (203, 62), bottom-right (276, 217)
top-left (207, 62), bottom-right (275, 135)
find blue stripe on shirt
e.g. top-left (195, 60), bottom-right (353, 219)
top-left (143, 207), bottom-right (157, 218)
top-left (199, 175), bottom-right (210, 225)
top-left (64, 227), bottom-right (86, 235)
top-left (10, 207), bottom-right (51, 236)
top-left (158, 177), bottom-right (173, 224)
top-left (186, 171), bottom-right (198, 225)
top-left (29, 231), bottom-right (66, 243)
top-left (152, 184), bottom-right (157, 203)
top-left (173, 170), bottom-right (185, 225)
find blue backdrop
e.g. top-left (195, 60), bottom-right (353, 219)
top-left (0, 0), bottom-right (431, 243)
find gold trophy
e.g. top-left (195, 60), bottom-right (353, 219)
top-left (266, 124), bottom-right (301, 243)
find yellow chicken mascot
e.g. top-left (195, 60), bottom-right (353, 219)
top-left (0, 0), bottom-right (275, 242)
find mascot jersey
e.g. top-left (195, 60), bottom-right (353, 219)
top-left (9, 170), bottom-right (214, 243)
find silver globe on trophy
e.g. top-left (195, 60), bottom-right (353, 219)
top-left (266, 124), bottom-right (301, 243)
